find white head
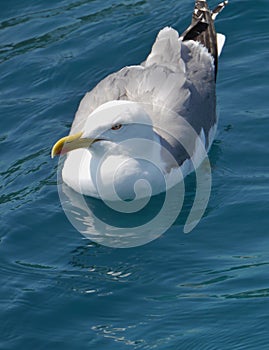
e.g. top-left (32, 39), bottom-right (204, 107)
top-left (51, 100), bottom-right (156, 158)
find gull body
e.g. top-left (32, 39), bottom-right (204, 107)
top-left (52, 1), bottom-right (228, 200)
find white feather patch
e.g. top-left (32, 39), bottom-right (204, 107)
top-left (217, 33), bottom-right (226, 57)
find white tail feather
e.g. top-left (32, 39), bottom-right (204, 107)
top-left (217, 33), bottom-right (226, 57)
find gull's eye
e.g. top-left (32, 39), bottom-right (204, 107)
top-left (111, 123), bottom-right (122, 131)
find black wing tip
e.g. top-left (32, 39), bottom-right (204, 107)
top-left (180, 1), bottom-right (228, 80)
top-left (180, 1), bottom-right (229, 42)
top-left (181, 20), bottom-right (209, 42)
top-left (211, 1), bottom-right (229, 20)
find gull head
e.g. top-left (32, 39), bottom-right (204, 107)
top-left (51, 100), bottom-right (156, 158)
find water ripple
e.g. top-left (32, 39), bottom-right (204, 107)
top-left (0, 0), bottom-right (147, 63)
top-left (0, 148), bottom-right (55, 209)
top-left (0, 0), bottom-right (97, 31)
top-left (225, 288), bottom-right (269, 300)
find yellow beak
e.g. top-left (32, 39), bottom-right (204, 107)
top-left (51, 132), bottom-right (100, 158)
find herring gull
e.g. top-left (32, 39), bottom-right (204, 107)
top-left (51, 0), bottom-right (228, 201)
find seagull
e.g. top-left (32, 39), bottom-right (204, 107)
top-left (51, 0), bottom-right (228, 201)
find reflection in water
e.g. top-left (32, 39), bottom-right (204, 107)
top-left (60, 181), bottom-right (183, 248)
top-left (56, 116), bottom-right (216, 249)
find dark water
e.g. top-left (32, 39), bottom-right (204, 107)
top-left (1, 0), bottom-right (269, 348)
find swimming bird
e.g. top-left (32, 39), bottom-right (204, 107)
top-left (51, 0), bottom-right (228, 201)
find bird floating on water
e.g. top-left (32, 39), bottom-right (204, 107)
top-left (52, 0), bottom-right (228, 201)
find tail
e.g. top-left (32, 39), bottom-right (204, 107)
top-left (180, 1), bottom-right (228, 80)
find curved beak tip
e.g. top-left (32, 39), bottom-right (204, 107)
top-left (51, 139), bottom-right (65, 159)
top-left (51, 149), bottom-right (56, 159)
top-left (51, 132), bottom-right (93, 159)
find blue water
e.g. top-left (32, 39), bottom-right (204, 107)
top-left (1, 0), bottom-right (269, 348)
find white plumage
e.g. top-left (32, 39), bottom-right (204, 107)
top-left (52, 1), bottom-right (227, 201)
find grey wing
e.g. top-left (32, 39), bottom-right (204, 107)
top-left (70, 27), bottom-right (191, 134)
top-left (70, 27), bottom-right (216, 163)
top-left (142, 27), bottom-right (216, 141)
top-left (70, 68), bottom-right (133, 134)
top-left (70, 65), bottom-right (190, 135)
